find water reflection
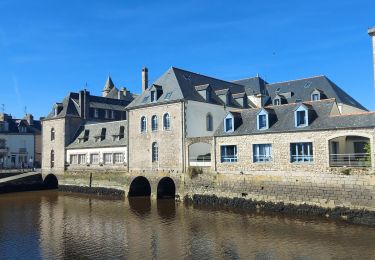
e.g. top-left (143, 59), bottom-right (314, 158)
top-left (0, 191), bottom-right (375, 259)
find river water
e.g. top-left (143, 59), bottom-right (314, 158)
top-left (0, 191), bottom-right (375, 259)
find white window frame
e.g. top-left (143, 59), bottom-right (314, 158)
top-left (151, 115), bottom-right (158, 131)
top-left (253, 144), bottom-right (272, 163)
top-left (113, 153), bottom-right (124, 164)
top-left (90, 153), bottom-right (99, 164)
top-left (257, 109), bottom-right (269, 130)
top-left (290, 142), bottom-right (314, 163)
top-left (294, 105), bottom-right (308, 127)
top-left (163, 113), bottom-right (170, 130)
top-left (224, 113), bottom-right (234, 133)
top-left (103, 153), bottom-right (113, 164)
top-left (220, 145), bottom-right (238, 163)
top-left (94, 109), bottom-right (99, 118)
top-left (273, 98), bottom-right (281, 106)
top-left (105, 110), bottom-right (110, 119)
top-left (78, 154), bottom-right (86, 164)
top-left (140, 116), bottom-right (147, 133)
top-left (111, 110), bottom-right (115, 119)
top-left (152, 142), bottom-right (158, 162)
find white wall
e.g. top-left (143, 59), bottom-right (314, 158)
top-left (66, 146), bottom-right (127, 165)
top-left (185, 101), bottom-right (227, 138)
top-left (0, 134), bottom-right (35, 168)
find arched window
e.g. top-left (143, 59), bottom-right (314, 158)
top-left (152, 142), bottom-right (158, 162)
top-left (163, 113), bottom-right (170, 130)
top-left (51, 128), bottom-right (55, 141)
top-left (140, 116), bottom-right (147, 133)
top-left (50, 150), bottom-right (55, 168)
top-left (206, 113), bottom-right (213, 131)
top-left (152, 115), bottom-right (158, 131)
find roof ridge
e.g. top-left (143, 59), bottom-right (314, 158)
top-left (331, 111), bottom-right (375, 117)
top-left (85, 120), bottom-right (127, 126)
top-left (171, 67), bottom-right (244, 87)
top-left (232, 76), bottom-right (261, 82)
top-left (267, 75), bottom-right (326, 86)
top-left (262, 98), bottom-right (336, 108)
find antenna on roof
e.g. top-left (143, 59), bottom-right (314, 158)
top-left (24, 106), bottom-right (27, 115)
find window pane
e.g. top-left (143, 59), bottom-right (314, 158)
top-left (221, 145), bottom-right (237, 163)
top-left (253, 144), bottom-right (272, 162)
top-left (290, 142), bottom-right (313, 163)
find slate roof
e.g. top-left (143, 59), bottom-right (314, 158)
top-left (67, 120), bottom-right (127, 149)
top-left (264, 76), bottom-right (367, 110)
top-left (0, 115), bottom-right (41, 135)
top-left (215, 99), bottom-right (375, 137)
top-left (44, 91), bottom-right (134, 120)
top-left (127, 67), bottom-right (367, 111)
top-left (127, 67), bottom-right (246, 109)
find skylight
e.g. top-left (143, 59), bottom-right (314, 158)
top-left (304, 81), bottom-right (312, 88)
top-left (164, 92), bottom-right (172, 100)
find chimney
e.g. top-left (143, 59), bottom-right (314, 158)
top-left (79, 89), bottom-right (90, 119)
top-left (368, 27), bottom-right (375, 88)
top-left (24, 114), bottom-right (34, 125)
top-left (142, 67), bottom-right (148, 93)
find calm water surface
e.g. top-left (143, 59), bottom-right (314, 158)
top-left (0, 191), bottom-right (375, 259)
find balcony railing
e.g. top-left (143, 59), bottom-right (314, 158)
top-left (221, 156), bottom-right (238, 163)
top-left (253, 155), bottom-right (272, 163)
top-left (189, 156), bottom-right (211, 167)
top-left (329, 153), bottom-right (371, 167)
top-left (291, 155), bottom-right (314, 163)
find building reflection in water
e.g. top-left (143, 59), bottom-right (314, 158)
top-left (1, 191), bottom-right (375, 259)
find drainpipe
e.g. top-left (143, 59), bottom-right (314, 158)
top-left (181, 100), bottom-right (186, 173)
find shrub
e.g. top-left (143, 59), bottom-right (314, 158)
top-left (188, 167), bottom-right (203, 179)
top-left (341, 168), bottom-right (351, 175)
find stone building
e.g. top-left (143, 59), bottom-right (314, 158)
top-left (41, 77), bottom-right (135, 175)
top-left (0, 113), bottom-right (41, 168)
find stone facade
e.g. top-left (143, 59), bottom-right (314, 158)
top-left (128, 101), bottom-right (185, 172)
top-left (42, 117), bottom-right (82, 174)
top-left (215, 128), bottom-right (375, 174)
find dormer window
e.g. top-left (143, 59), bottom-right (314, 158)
top-left (119, 126), bottom-right (125, 139)
top-left (257, 109), bottom-right (269, 130)
top-left (151, 91), bottom-right (157, 102)
top-left (83, 130), bottom-right (89, 142)
top-left (224, 113), bottom-right (234, 133)
top-left (311, 89), bottom-right (322, 101)
top-left (294, 105), bottom-right (309, 127)
top-left (273, 98), bottom-right (280, 106)
top-left (100, 128), bottom-right (106, 141)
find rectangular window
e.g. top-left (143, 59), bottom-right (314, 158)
top-left (225, 118), bottom-right (233, 132)
top-left (90, 154), bottom-right (99, 164)
top-left (70, 154), bottom-right (78, 164)
top-left (94, 109), bottom-right (99, 118)
top-left (273, 99), bottom-right (280, 105)
top-left (151, 91), bottom-right (156, 102)
top-left (290, 142), bottom-right (313, 163)
top-left (253, 144), bottom-right (272, 163)
top-left (78, 154), bottom-right (86, 164)
top-left (103, 153), bottom-right (113, 164)
top-left (105, 110), bottom-right (109, 119)
top-left (114, 153), bottom-right (124, 164)
top-left (111, 110), bottom-right (115, 119)
top-left (258, 114), bottom-right (267, 129)
top-left (221, 145), bottom-right (237, 163)
top-left (296, 110), bottom-right (306, 126)
top-left (312, 94), bottom-right (319, 101)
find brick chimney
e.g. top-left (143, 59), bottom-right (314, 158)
top-left (142, 67), bottom-right (148, 93)
top-left (369, 27), bottom-right (375, 87)
top-left (79, 89), bottom-right (90, 119)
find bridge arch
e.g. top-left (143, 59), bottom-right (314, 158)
top-left (43, 174), bottom-right (58, 189)
top-left (157, 177), bottom-right (176, 199)
top-left (128, 176), bottom-right (151, 197)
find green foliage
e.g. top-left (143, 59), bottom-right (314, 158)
top-left (364, 143), bottom-right (371, 165)
top-left (188, 167), bottom-right (203, 179)
top-left (340, 168), bottom-right (351, 175)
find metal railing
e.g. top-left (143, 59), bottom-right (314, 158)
top-left (221, 156), bottom-right (238, 163)
top-left (253, 155), bottom-right (272, 163)
top-left (189, 156), bottom-right (211, 166)
top-left (329, 153), bottom-right (371, 167)
top-left (291, 155), bottom-right (314, 163)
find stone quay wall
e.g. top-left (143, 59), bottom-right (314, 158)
top-left (56, 168), bottom-right (375, 212)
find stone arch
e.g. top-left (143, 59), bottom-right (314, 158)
top-left (157, 177), bottom-right (176, 199)
top-left (43, 174), bottom-right (58, 189)
top-left (128, 176), bottom-right (151, 197)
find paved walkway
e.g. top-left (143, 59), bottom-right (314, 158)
top-left (0, 170), bottom-right (41, 184)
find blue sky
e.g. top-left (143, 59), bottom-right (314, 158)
top-left (0, 0), bottom-right (374, 118)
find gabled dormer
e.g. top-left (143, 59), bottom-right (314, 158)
top-left (149, 84), bottom-right (163, 102)
top-left (232, 93), bottom-right (248, 108)
top-left (195, 84), bottom-right (212, 102)
top-left (224, 112), bottom-right (242, 133)
top-left (294, 104), bottom-right (311, 127)
top-left (216, 89), bottom-right (232, 106)
top-left (257, 108), bottom-right (269, 130)
top-left (311, 89), bottom-right (324, 101)
top-left (273, 94), bottom-right (286, 106)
